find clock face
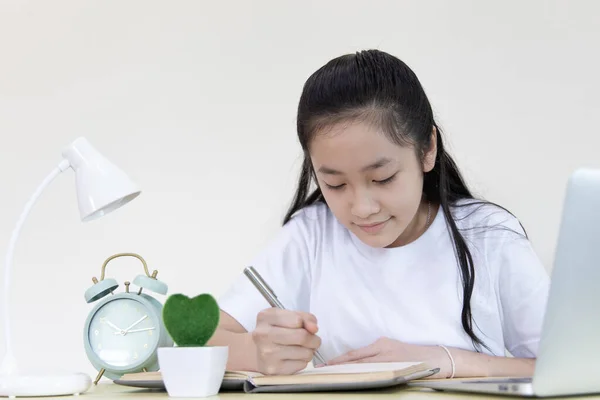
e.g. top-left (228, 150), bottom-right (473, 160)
top-left (87, 298), bottom-right (159, 368)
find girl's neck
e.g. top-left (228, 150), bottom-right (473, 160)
top-left (387, 199), bottom-right (438, 248)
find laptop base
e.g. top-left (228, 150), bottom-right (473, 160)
top-left (409, 377), bottom-right (535, 397)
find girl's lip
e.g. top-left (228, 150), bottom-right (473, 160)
top-left (355, 218), bottom-right (391, 233)
top-left (357, 220), bottom-right (388, 227)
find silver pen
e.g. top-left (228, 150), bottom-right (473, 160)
top-left (243, 266), bottom-right (327, 366)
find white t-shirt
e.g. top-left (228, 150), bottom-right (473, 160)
top-left (219, 200), bottom-right (550, 360)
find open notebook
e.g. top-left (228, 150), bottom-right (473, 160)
top-left (115, 362), bottom-right (438, 393)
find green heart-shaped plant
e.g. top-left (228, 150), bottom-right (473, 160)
top-left (162, 293), bottom-right (220, 347)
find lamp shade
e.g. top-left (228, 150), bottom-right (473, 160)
top-left (62, 138), bottom-right (141, 221)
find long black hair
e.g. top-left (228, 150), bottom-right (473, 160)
top-left (282, 49), bottom-right (519, 351)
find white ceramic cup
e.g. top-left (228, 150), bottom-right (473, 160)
top-left (157, 346), bottom-right (229, 398)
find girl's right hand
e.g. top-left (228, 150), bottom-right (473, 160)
top-left (252, 308), bottom-right (322, 375)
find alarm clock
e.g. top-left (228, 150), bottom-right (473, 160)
top-left (83, 253), bottom-right (173, 384)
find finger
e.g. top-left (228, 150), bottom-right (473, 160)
top-left (279, 360), bottom-right (310, 375)
top-left (278, 345), bottom-right (316, 362)
top-left (293, 311), bottom-right (319, 334)
top-left (269, 327), bottom-right (322, 349)
top-left (352, 355), bottom-right (392, 363)
top-left (296, 311), bottom-right (318, 324)
top-left (257, 309), bottom-right (320, 334)
top-left (262, 360), bottom-right (308, 376)
top-left (257, 308), bottom-right (305, 329)
top-left (327, 344), bottom-right (380, 365)
top-left (302, 319), bottom-right (319, 335)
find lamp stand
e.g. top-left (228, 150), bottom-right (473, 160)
top-left (0, 159), bottom-right (91, 397)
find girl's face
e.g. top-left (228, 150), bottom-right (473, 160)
top-left (309, 120), bottom-right (436, 248)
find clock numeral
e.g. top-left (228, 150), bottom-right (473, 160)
top-left (148, 330), bottom-right (153, 336)
top-left (94, 330), bottom-right (99, 336)
top-left (99, 317), bottom-right (106, 323)
top-left (97, 343), bottom-right (102, 350)
top-left (133, 352), bottom-right (139, 360)
top-left (143, 343), bottom-right (148, 349)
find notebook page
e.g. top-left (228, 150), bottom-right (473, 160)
top-left (296, 362), bottom-right (422, 375)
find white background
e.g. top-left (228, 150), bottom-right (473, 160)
top-left (0, 0), bottom-right (598, 381)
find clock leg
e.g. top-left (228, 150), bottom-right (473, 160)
top-left (94, 368), bottom-right (105, 385)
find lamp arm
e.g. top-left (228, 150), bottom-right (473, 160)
top-left (1, 159), bottom-right (71, 375)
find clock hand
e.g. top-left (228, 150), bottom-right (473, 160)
top-left (104, 319), bottom-right (124, 333)
top-left (122, 315), bottom-right (148, 333)
top-left (114, 327), bottom-right (155, 335)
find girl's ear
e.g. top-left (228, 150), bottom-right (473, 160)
top-left (423, 126), bottom-right (437, 173)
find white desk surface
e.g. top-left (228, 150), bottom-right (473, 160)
top-left (14, 381), bottom-right (600, 400)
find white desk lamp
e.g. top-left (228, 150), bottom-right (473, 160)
top-left (0, 137), bottom-right (141, 397)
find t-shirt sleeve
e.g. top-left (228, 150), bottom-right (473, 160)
top-left (217, 210), bottom-right (316, 333)
top-left (490, 215), bottom-right (550, 358)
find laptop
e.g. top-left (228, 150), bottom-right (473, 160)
top-left (409, 168), bottom-right (600, 397)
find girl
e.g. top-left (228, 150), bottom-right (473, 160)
top-left (208, 49), bottom-right (550, 379)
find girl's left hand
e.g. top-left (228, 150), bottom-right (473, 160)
top-left (325, 337), bottom-right (451, 378)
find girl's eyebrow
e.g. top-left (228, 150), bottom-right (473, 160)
top-left (317, 157), bottom-right (392, 175)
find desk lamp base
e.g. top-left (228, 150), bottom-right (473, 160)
top-left (0, 372), bottom-right (91, 398)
